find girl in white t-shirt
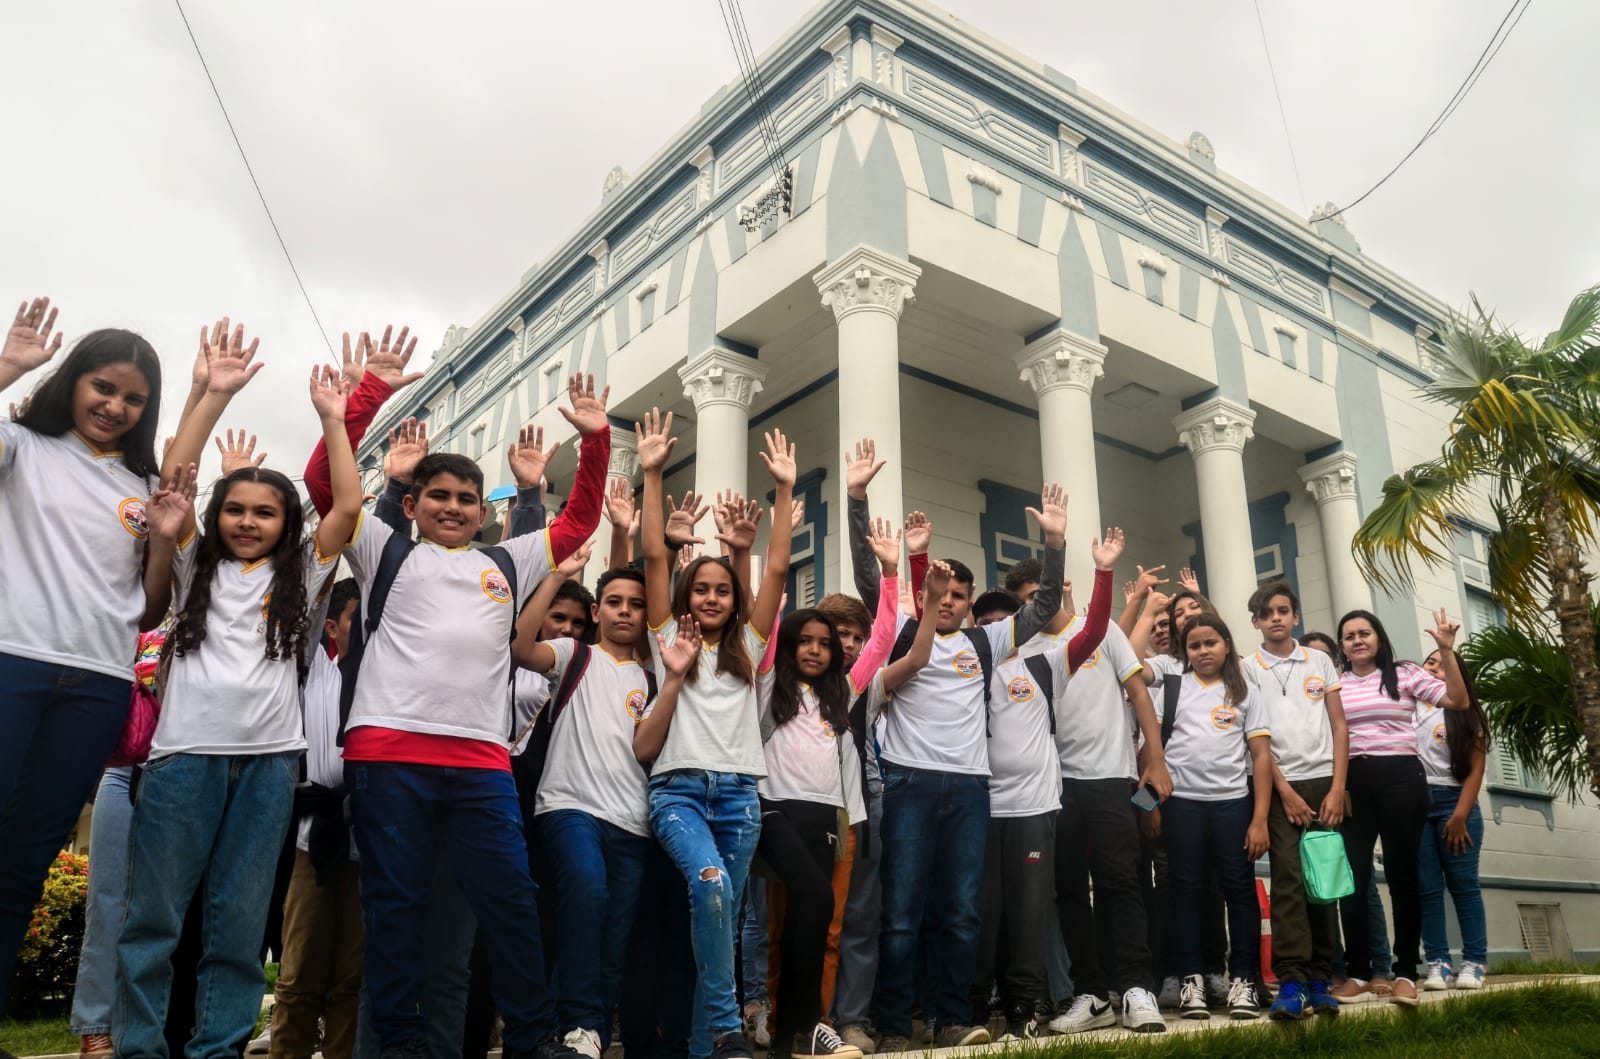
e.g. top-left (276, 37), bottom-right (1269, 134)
top-left (634, 409), bottom-right (796, 1059)
top-left (0, 298), bottom-right (176, 1004)
top-left (1152, 614), bottom-right (1274, 1021)
top-left (115, 344), bottom-right (362, 1059)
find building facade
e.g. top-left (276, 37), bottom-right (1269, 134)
top-left (358, 0), bottom-right (1599, 963)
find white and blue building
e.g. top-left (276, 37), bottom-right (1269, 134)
top-left (358, 0), bottom-right (1600, 963)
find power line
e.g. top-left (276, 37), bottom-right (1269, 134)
top-left (1326, 0), bottom-right (1532, 219)
top-left (714, 0), bottom-right (787, 184)
top-left (728, 0), bottom-right (789, 169)
top-left (171, 0), bottom-right (334, 356)
top-left (1251, 0), bottom-right (1307, 214)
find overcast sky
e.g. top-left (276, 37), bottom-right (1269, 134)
top-left (3, 0), bottom-right (1595, 489)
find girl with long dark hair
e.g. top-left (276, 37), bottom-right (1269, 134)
top-left (1331, 608), bottom-right (1469, 1007)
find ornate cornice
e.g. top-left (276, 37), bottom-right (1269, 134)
top-left (1173, 396), bottom-right (1255, 456)
top-left (1298, 451), bottom-right (1359, 505)
top-left (813, 244), bottom-right (921, 321)
top-left (1015, 328), bottom-right (1107, 396)
top-left (678, 347), bottom-right (768, 412)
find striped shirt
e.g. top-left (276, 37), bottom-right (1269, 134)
top-left (1339, 663), bottom-right (1446, 757)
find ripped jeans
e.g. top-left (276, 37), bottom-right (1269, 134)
top-left (648, 770), bottom-right (762, 1058)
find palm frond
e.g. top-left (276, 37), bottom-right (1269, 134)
top-left (1539, 285), bottom-right (1600, 357)
top-left (1351, 460), bottom-right (1471, 592)
top-left (1486, 504), bottom-right (1549, 627)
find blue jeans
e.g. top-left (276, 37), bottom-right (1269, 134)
top-left (648, 770), bottom-right (761, 1057)
top-left (537, 809), bottom-right (648, 1041)
top-left (1161, 795), bottom-right (1259, 981)
top-left (1419, 784), bottom-right (1487, 966)
top-left (352, 859), bottom-right (476, 1059)
top-left (71, 767), bottom-right (135, 1035)
top-left (114, 752), bottom-right (297, 1059)
top-left (0, 653), bottom-right (132, 1009)
top-left (876, 764), bottom-right (989, 1036)
top-left (349, 761), bottom-right (554, 1054)
top-left (739, 879), bottom-right (770, 1007)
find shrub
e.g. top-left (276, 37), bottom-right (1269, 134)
top-left (7, 851), bottom-right (89, 1016)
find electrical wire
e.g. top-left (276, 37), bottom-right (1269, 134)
top-left (728, 0), bottom-right (789, 169)
top-left (714, 0), bottom-right (787, 184)
top-left (1251, 0), bottom-right (1307, 214)
top-left (172, 0), bottom-right (334, 356)
top-left (1326, 0), bottom-right (1532, 219)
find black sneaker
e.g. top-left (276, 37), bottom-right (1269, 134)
top-left (713, 1030), bottom-right (755, 1059)
top-left (509, 1034), bottom-right (582, 1059)
top-left (794, 1022), bottom-right (864, 1059)
top-left (380, 1040), bottom-right (428, 1059)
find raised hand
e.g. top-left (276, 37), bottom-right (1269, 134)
top-left (1134, 563), bottom-right (1168, 596)
top-left (507, 423), bottom-right (561, 488)
top-left (845, 437), bottom-right (886, 499)
top-left (666, 491), bottom-right (710, 548)
top-left (214, 429), bottom-right (267, 475)
top-left (557, 541), bottom-right (593, 580)
top-left (561, 373), bottom-right (610, 435)
top-left (1425, 607), bottom-right (1461, 651)
top-left (1178, 566), bottom-right (1200, 593)
top-left (1025, 482), bottom-right (1068, 548)
top-left (716, 495), bottom-right (763, 552)
top-left (676, 545), bottom-right (700, 571)
top-left (2, 297), bottom-right (64, 372)
top-left (633, 408), bottom-right (675, 472)
top-left (790, 497), bottom-right (806, 531)
top-left (867, 517), bottom-right (901, 571)
top-left (354, 325), bottom-right (423, 391)
top-left (759, 428), bottom-right (797, 488)
top-left (606, 476), bottom-right (637, 530)
top-left (1092, 527), bottom-right (1125, 570)
top-left (658, 617), bottom-right (702, 678)
top-left (384, 417), bottom-right (429, 483)
top-left (9, 396), bottom-right (31, 420)
top-left (923, 558), bottom-right (953, 602)
top-left (904, 511), bottom-right (932, 555)
top-left (146, 463), bottom-right (198, 541)
top-left (199, 318), bottom-right (263, 396)
top-left (309, 365), bottom-right (351, 422)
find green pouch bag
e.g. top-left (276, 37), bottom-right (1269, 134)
top-left (1301, 825), bottom-right (1355, 904)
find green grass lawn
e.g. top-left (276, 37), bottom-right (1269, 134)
top-left (0, 1016), bottom-right (79, 1057)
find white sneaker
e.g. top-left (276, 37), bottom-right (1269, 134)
top-left (1226, 978), bottom-right (1262, 1020)
top-left (743, 1001), bottom-right (771, 1049)
top-left (1179, 974), bottom-right (1209, 1020)
top-left (1157, 976), bottom-right (1182, 1009)
top-left (1420, 960), bottom-right (1452, 992)
top-left (245, 1025), bottom-right (270, 1057)
top-left (1121, 987), bottom-right (1166, 1033)
top-left (794, 1022), bottom-right (864, 1059)
top-left (563, 1028), bottom-right (602, 1059)
top-left (1047, 994), bottom-right (1115, 1034)
top-left (1454, 961), bottom-right (1486, 990)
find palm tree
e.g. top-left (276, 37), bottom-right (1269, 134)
top-left (1352, 285), bottom-right (1600, 797)
top-left (1460, 600), bottom-right (1600, 801)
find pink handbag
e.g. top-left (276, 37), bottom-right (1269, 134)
top-left (106, 629), bottom-right (166, 767)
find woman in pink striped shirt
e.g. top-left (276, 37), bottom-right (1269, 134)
top-left (1331, 608), bottom-right (1469, 1007)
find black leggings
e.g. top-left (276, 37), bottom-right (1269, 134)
top-left (1340, 754), bottom-right (1429, 982)
top-left (756, 798), bottom-right (839, 1045)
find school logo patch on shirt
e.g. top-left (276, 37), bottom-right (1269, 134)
top-left (625, 688), bottom-right (648, 722)
top-left (952, 649), bottom-right (981, 678)
top-left (1210, 703), bottom-right (1238, 730)
top-left (819, 715), bottom-right (838, 738)
top-left (118, 497), bottom-right (148, 538)
top-left (1303, 675), bottom-right (1328, 701)
top-left (1432, 722), bottom-right (1447, 745)
top-left (1078, 649), bottom-right (1102, 669)
top-left (1007, 677), bottom-right (1036, 702)
top-left (481, 569), bottom-right (513, 604)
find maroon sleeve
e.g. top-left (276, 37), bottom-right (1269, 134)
top-left (545, 428), bottom-right (610, 563)
top-left (305, 372), bottom-right (395, 517)
top-left (909, 550), bottom-right (929, 621)
top-left (1067, 568), bottom-right (1115, 672)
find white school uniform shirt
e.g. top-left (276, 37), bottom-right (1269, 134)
top-left (297, 644), bottom-right (359, 856)
top-left (647, 618), bottom-right (769, 777)
top-left (986, 648), bottom-right (1069, 817)
top-left (1414, 699), bottom-right (1461, 787)
top-left (1245, 643), bottom-right (1342, 782)
top-left (510, 670), bottom-right (552, 756)
top-left (0, 423), bottom-right (154, 679)
top-left (1148, 667), bottom-right (1272, 801)
top-left (342, 512), bottom-right (553, 745)
top-left (152, 534), bottom-right (338, 759)
top-left (756, 678), bottom-right (869, 824)
top-left (1042, 621), bottom-right (1144, 782)
top-left (535, 639), bottom-right (654, 835)
top-left (870, 617), bottom-right (1016, 776)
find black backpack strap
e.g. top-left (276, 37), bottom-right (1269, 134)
top-left (1024, 653), bottom-right (1057, 735)
top-left (1161, 675), bottom-right (1181, 748)
top-left (886, 619), bottom-right (919, 663)
top-left (480, 544), bottom-right (521, 644)
top-left (962, 628), bottom-right (995, 736)
top-left (548, 641), bottom-right (593, 724)
top-left (337, 533), bottom-right (415, 746)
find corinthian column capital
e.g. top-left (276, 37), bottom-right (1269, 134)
top-left (678, 347), bottom-right (768, 413)
top-left (813, 244), bottom-right (921, 322)
top-left (1298, 451), bottom-right (1359, 505)
top-left (1016, 328), bottom-right (1107, 396)
top-left (1173, 395), bottom-right (1256, 456)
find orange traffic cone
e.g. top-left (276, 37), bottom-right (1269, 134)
top-left (1256, 879), bottom-right (1276, 984)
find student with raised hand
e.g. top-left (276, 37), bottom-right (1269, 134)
top-left (302, 326), bottom-right (423, 517)
top-left (634, 409), bottom-right (796, 1059)
top-left (0, 297), bottom-right (175, 1008)
top-left (1333, 609), bottom-right (1468, 1007)
top-left (868, 487), bottom-right (1068, 1054)
top-left (1149, 614), bottom-right (1274, 1022)
top-left (116, 353), bottom-right (359, 1059)
top-left (1243, 581), bottom-right (1348, 1020)
top-left (342, 373), bottom-right (610, 1059)
top-left (1416, 649), bottom-right (1490, 993)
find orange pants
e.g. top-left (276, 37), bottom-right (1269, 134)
top-left (764, 825), bottom-right (856, 1030)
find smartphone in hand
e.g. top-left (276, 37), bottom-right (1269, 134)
top-left (1130, 783), bottom-right (1161, 812)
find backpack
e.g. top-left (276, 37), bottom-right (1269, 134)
top-left (517, 640), bottom-right (658, 789)
top-left (1161, 675), bottom-right (1180, 747)
top-left (1022, 652), bottom-right (1058, 735)
top-left (337, 535), bottom-right (521, 745)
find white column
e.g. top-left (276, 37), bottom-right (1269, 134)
top-left (814, 244), bottom-right (920, 538)
top-left (1016, 328), bottom-right (1107, 594)
top-left (1298, 451), bottom-right (1371, 617)
top-left (678, 348), bottom-right (767, 501)
top-left (1173, 396), bottom-right (1258, 636)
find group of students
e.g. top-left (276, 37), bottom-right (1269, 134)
top-left (0, 295), bottom-right (1495, 1059)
